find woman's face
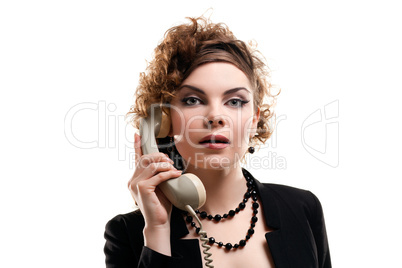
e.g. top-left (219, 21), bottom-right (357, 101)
top-left (169, 62), bottom-right (259, 170)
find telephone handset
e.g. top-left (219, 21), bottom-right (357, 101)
top-left (139, 105), bottom-right (214, 268)
top-left (139, 105), bottom-right (206, 211)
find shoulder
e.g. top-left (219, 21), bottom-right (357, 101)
top-left (259, 182), bottom-right (323, 223)
top-left (106, 209), bottom-right (144, 229)
top-left (104, 209), bottom-right (145, 247)
top-left (243, 168), bottom-right (321, 214)
top-left (263, 183), bottom-right (318, 203)
top-left (243, 168), bottom-right (322, 212)
top-left (104, 210), bottom-right (146, 265)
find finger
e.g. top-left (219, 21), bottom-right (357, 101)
top-left (147, 169), bottom-right (183, 187)
top-left (128, 152), bottom-right (174, 189)
top-left (134, 133), bottom-right (143, 165)
top-left (140, 161), bottom-right (177, 178)
top-left (128, 161), bottom-right (177, 192)
top-left (136, 169), bottom-right (183, 194)
top-left (138, 152), bottom-right (174, 168)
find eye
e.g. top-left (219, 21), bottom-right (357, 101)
top-left (181, 97), bottom-right (202, 106)
top-left (227, 98), bottom-right (249, 107)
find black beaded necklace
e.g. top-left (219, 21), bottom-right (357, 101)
top-left (184, 170), bottom-right (259, 250)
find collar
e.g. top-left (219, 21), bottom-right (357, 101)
top-left (170, 205), bottom-right (190, 239)
top-left (242, 168), bottom-right (281, 230)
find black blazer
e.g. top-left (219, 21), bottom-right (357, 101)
top-left (104, 169), bottom-right (331, 267)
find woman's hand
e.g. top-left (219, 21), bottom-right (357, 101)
top-left (127, 133), bottom-right (182, 255)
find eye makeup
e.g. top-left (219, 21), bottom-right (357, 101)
top-left (175, 84), bottom-right (252, 108)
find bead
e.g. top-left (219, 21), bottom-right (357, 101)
top-left (214, 214), bottom-right (222, 221)
top-left (248, 147), bottom-right (255, 154)
top-left (200, 211), bottom-right (207, 218)
top-left (225, 243), bottom-right (233, 250)
top-left (186, 170), bottom-right (260, 251)
top-left (195, 209), bottom-right (200, 213)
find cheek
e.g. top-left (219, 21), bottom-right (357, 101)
top-left (171, 111), bottom-right (201, 149)
top-left (238, 114), bottom-right (256, 143)
top-left (170, 110), bottom-right (185, 136)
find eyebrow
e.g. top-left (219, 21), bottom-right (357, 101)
top-left (178, 85), bottom-right (251, 96)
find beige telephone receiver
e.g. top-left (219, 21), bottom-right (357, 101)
top-left (139, 104), bottom-right (206, 211)
top-left (139, 104), bottom-right (214, 268)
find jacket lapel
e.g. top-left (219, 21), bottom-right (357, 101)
top-left (170, 168), bottom-right (292, 268)
top-left (247, 168), bottom-right (291, 268)
top-left (170, 206), bottom-right (189, 239)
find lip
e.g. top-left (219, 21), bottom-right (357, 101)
top-left (200, 143), bottom-right (230, 149)
top-left (199, 134), bottom-right (230, 149)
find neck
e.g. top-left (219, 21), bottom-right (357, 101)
top-left (185, 164), bottom-right (247, 215)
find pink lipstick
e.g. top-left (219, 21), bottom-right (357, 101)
top-left (199, 135), bottom-right (230, 149)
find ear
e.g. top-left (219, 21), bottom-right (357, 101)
top-left (249, 107), bottom-right (260, 140)
top-left (157, 108), bottom-right (172, 138)
top-left (250, 107), bottom-right (260, 138)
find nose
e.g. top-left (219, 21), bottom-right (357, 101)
top-left (205, 118), bottom-right (224, 127)
top-left (204, 105), bottom-right (228, 128)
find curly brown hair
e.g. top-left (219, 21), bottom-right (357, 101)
top-left (127, 16), bottom-right (277, 145)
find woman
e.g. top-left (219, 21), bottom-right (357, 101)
top-left (104, 16), bottom-right (331, 268)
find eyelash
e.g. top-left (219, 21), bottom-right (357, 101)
top-left (181, 97), bottom-right (250, 108)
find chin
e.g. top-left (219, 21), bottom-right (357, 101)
top-left (189, 153), bottom-right (242, 170)
top-left (176, 142), bottom-right (247, 169)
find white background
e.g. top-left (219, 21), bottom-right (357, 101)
top-left (1, 0), bottom-right (401, 267)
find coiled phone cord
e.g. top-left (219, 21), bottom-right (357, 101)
top-left (185, 205), bottom-right (214, 268)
